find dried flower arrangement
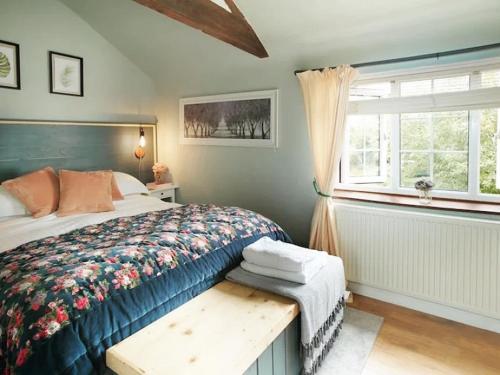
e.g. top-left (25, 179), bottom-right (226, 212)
top-left (414, 179), bottom-right (434, 191)
top-left (414, 178), bottom-right (434, 204)
top-left (152, 163), bottom-right (168, 184)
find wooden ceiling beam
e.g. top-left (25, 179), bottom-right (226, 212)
top-left (133, 0), bottom-right (269, 58)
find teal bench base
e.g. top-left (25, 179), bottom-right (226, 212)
top-left (244, 316), bottom-right (301, 375)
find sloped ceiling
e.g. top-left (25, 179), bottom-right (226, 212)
top-left (60, 0), bottom-right (500, 84)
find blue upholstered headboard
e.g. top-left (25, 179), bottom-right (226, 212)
top-left (0, 120), bottom-right (156, 183)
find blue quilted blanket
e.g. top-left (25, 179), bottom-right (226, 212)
top-left (0, 204), bottom-right (289, 375)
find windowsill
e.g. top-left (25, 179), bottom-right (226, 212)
top-left (333, 189), bottom-right (500, 215)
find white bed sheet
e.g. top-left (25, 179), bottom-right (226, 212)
top-left (0, 195), bottom-right (180, 253)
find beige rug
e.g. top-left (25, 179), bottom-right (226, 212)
top-left (317, 307), bottom-right (383, 375)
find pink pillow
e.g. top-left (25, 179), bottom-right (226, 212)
top-left (2, 167), bottom-right (60, 218)
top-left (102, 171), bottom-right (124, 201)
top-left (67, 170), bottom-right (123, 201)
top-left (111, 175), bottom-right (124, 201)
top-left (57, 170), bottom-right (115, 217)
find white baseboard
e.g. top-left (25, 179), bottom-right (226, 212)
top-left (349, 282), bottom-right (500, 334)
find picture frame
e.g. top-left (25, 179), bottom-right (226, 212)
top-left (0, 40), bottom-right (21, 90)
top-left (180, 89), bottom-right (278, 148)
top-left (49, 51), bottom-right (83, 96)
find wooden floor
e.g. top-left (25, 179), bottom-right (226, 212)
top-left (351, 295), bottom-right (500, 375)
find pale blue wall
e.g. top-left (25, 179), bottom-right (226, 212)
top-left (155, 49), bottom-right (500, 245)
top-left (5, 0), bottom-right (500, 244)
top-left (0, 0), bottom-right (156, 123)
top-left (156, 61), bottom-right (317, 245)
top-left (58, 0), bottom-right (500, 245)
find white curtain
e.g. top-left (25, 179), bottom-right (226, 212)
top-left (297, 65), bottom-right (358, 255)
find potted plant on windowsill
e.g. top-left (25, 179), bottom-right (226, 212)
top-left (415, 178), bottom-right (434, 205)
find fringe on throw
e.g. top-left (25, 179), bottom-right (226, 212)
top-left (299, 296), bottom-right (346, 375)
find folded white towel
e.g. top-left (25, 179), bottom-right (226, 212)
top-left (243, 237), bottom-right (327, 273)
top-left (240, 260), bottom-right (325, 284)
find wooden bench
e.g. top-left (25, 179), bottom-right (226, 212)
top-left (106, 281), bottom-right (300, 375)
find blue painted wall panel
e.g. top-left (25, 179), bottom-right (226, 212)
top-left (0, 123), bottom-right (155, 183)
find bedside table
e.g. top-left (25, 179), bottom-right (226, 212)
top-left (147, 183), bottom-right (179, 203)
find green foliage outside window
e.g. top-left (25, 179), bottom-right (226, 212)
top-left (400, 112), bottom-right (469, 192)
top-left (480, 109), bottom-right (500, 194)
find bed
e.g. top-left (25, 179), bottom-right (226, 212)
top-left (0, 194), bottom-right (290, 374)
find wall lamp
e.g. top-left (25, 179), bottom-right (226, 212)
top-left (134, 127), bottom-right (146, 159)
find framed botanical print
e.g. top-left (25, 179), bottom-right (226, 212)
top-left (0, 40), bottom-right (21, 90)
top-left (49, 51), bottom-right (83, 96)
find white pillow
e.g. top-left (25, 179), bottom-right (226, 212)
top-left (0, 186), bottom-right (27, 217)
top-left (113, 172), bottom-right (149, 196)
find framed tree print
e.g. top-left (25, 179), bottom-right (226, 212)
top-left (49, 51), bottom-right (83, 96)
top-left (0, 40), bottom-right (20, 90)
top-left (180, 89), bottom-right (278, 148)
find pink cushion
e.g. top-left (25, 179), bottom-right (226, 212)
top-left (2, 167), bottom-right (60, 218)
top-left (111, 174), bottom-right (124, 201)
top-left (103, 171), bottom-right (124, 201)
top-left (57, 170), bottom-right (115, 217)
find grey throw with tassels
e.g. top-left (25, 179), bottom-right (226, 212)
top-left (226, 256), bottom-right (346, 375)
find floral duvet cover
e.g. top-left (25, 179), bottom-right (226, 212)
top-left (0, 204), bottom-right (289, 375)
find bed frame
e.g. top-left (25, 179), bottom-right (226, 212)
top-left (0, 119), bottom-right (156, 183)
top-left (1, 119), bottom-right (303, 374)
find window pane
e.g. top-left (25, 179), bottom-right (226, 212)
top-left (364, 117), bottom-right (380, 149)
top-left (433, 76), bottom-right (469, 94)
top-left (349, 122), bottom-right (364, 149)
top-left (479, 108), bottom-right (500, 195)
top-left (433, 152), bottom-right (468, 191)
top-left (342, 115), bottom-right (391, 186)
top-left (480, 70), bottom-right (500, 89)
top-left (401, 111), bottom-right (469, 191)
top-left (401, 152), bottom-right (431, 187)
top-left (400, 80), bottom-right (431, 96)
top-left (349, 152), bottom-right (364, 177)
top-left (401, 113), bottom-right (431, 150)
top-left (365, 151), bottom-right (380, 176)
top-left (400, 75), bottom-right (469, 96)
top-left (433, 111), bottom-right (468, 151)
top-left (350, 82), bottom-right (392, 101)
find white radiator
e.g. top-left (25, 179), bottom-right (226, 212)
top-left (335, 202), bottom-right (500, 320)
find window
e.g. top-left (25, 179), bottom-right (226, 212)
top-left (339, 58), bottom-right (500, 202)
top-left (481, 69), bottom-right (500, 89)
top-left (341, 115), bottom-right (388, 184)
top-left (400, 111), bottom-right (469, 191)
top-left (479, 108), bottom-right (500, 193)
top-left (400, 75), bottom-right (470, 96)
top-left (350, 82), bottom-right (392, 101)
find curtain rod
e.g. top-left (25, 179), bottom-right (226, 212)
top-left (293, 42), bottom-right (500, 75)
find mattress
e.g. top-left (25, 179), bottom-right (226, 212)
top-left (0, 196), bottom-right (290, 374)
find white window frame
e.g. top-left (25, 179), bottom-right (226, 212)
top-left (341, 115), bottom-right (387, 184)
top-left (337, 57), bottom-right (500, 203)
top-left (496, 109), bottom-right (500, 189)
top-left (399, 111), bottom-right (470, 191)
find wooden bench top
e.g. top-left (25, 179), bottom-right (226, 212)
top-left (106, 280), bottom-right (300, 375)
